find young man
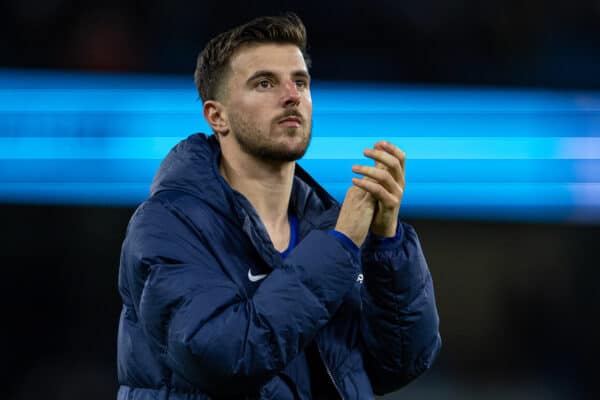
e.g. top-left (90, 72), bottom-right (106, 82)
top-left (117, 13), bottom-right (440, 400)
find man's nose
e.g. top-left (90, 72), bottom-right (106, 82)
top-left (280, 80), bottom-right (301, 107)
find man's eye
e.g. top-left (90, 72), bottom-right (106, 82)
top-left (257, 80), bottom-right (272, 88)
top-left (296, 80), bottom-right (308, 88)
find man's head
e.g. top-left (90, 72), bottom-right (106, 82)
top-left (194, 13), bottom-right (310, 103)
top-left (195, 14), bottom-right (313, 162)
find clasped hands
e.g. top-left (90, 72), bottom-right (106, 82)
top-left (335, 141), bottom-right (406, 247)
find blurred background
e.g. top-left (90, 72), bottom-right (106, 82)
top-left (1, 0), bottom-right (599, 399)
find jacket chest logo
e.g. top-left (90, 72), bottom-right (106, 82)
top-left (248, 269), bottom-right (268, 282)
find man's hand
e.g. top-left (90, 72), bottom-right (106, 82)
top-left (351, 141), bottom-right (406, 237)
top-left (334, 185), bottom-right (376, 248)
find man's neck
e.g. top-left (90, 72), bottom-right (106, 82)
top-left (219, 145), bottom-right (295, 251)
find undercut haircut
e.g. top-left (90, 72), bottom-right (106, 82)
top-left (194, 13), bottom-right (311, 103)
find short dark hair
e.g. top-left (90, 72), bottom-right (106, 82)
top-left (194, 13), bottom-right (311, 102)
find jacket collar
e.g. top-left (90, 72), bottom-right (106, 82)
top-left (150, 133), bottom-right (341, 265)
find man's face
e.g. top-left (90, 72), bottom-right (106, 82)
top-left (222, 43), bottom-right (312, 162)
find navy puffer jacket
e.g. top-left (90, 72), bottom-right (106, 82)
top-left (117, 133), bottom-right (441, 399)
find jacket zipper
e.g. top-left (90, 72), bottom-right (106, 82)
top-left (316, 342), bottom-right (345, 400)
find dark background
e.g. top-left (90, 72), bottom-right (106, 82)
top-left (2, 1), bottom-right (599, 399)
top-left (3, 0), bottom-right (600, 88)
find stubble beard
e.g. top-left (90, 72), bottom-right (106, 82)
top-left (228, 111), bottom-right (312, 162)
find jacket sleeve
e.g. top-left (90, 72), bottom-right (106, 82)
top-left (359, 221), bottom-right (441, 395)
top-left (121, 199), bottom-right (361, 396)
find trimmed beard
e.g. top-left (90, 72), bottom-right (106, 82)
top-left (228, 110), bottom-right (312, 162)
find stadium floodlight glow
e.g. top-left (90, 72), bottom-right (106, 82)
top-left (1, 69), bottom-right (599, 223)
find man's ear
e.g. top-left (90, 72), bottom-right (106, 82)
top-left (203, 100), bottom-right (230, 136)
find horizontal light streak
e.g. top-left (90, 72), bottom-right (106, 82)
top-left (1, 69), bottom-right (599, 222)
top-left (0, 136), bottom-right (598, 160)
top-left (3, 111), bottom-right (599, 138)
top-left (2, 82), bottom-right (600, 113)
top-left (1, 159), bottom-right (599, 183)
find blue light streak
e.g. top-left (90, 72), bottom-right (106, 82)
top-left (1, 69), bottom-right (599, 223)
top-left (0, 136), bottom-right (598, 160)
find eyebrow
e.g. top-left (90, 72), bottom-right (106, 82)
top-left (246, 69), bottom-right (311, 84)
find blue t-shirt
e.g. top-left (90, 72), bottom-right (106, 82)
top-left (277, 213), bottom-right (298, 259)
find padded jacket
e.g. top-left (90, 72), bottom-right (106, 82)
top-left (117, 133), bottom-right (441, 399)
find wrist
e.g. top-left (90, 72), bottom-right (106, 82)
top-left (333, 225), bottom-right (363, 247)
top-left (370, 221), bottom-right (398, 238)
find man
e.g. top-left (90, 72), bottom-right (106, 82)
top-left (117, 13), bottom-right (440, 400)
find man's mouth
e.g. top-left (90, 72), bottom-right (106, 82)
top-left (278, 116), bottom-right (302, 127)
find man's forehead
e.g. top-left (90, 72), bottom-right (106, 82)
top-left (229, 43), bottom-right (307, 76)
